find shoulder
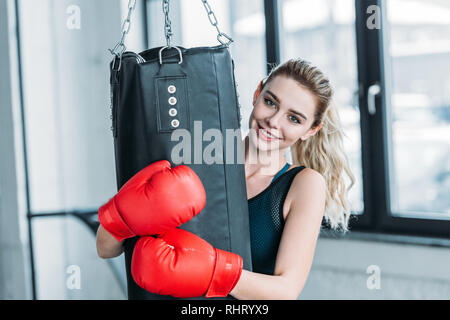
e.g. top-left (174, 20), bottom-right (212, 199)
top-left (287, 165), bottom-right (326, 192)
top-left (284, 166), bottom-right (327, 219)
top-left (292, 167), bottom-right (326, 189)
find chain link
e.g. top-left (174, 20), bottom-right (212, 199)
top-left (201, 0), bottom-right (233, 46)
top-left (162, 0), bottom-right (233, 47)
top-left (109, 0), bottom-right (137, 63)
top-left (162, 0), bottom-right (173, 47)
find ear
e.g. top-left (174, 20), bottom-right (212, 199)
top-left (301, 122), bottom-right (324, 141)
top-left (253, 81), bottom-right (264, 106)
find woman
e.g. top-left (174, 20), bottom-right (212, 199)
top-left (97, 58), bottom-right (355, 300)
top-left (232, 58), bottom-right (355, 299)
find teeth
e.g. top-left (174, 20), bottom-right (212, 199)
top-left (260, 128), bottom-right (277, 139)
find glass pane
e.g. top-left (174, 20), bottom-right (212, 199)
top-left (279, 0), bottom-right (363, 213)
top-left (385, 0), bottom-right (450, 218)
top-left (147, 0), bottom-right (267, 133)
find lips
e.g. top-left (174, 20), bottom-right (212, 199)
top-left (257, 124), bottom-right (280, 140)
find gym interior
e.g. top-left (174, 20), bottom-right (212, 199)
top-left (1, 0), bottom-right (449, 300)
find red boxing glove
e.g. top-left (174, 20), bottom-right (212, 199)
top-left (131, 228), bottom-right (243, 298)
top-left (98, 160), bottom-right (206, 242)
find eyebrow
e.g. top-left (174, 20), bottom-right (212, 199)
top-left (266, 90), bottom-right (308, 121)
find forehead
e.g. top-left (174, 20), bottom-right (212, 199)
top-left (265, 76), bottom-right (318, 116)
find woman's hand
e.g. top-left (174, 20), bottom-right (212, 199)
top-left (96, 225), bottom-right (124, 259)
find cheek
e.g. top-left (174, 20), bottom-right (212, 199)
top-left (283, 128), bottom-right (298, 142)
top-left (252, 103), bottom-right (271, 120)
top-left (283, 125), bottom-right (309, 143)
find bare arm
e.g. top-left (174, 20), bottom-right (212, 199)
top-left (230, 169), bottom-right (326, 300)
top-left (96, 225), bottom-right (125, 259)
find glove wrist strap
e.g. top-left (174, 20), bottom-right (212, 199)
top-left (205, 248), bottom-right (243, 298)
top-left (98, 197), bottom-right (135, 242)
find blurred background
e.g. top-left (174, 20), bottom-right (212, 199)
top-left (0, 0), bottom-right (449, 300)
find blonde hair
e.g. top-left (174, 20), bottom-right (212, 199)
top-left (262, 59), bottom-right (356, 232)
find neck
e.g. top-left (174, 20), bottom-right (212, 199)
top-left (244, 136), bottom-right (287, 177)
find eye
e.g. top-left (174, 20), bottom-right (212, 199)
top-left (264, 98), bottom-right (276, 107)
top-left (289, 115), bottom-right (301, 124)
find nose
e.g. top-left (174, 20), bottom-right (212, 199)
top-left (265, 110), bottom-right (282, 129)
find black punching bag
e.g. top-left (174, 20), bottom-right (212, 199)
top-left (109, 45), bottom-right (252, 300)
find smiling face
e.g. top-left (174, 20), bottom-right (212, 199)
top-left (249, 75), bottom-right (323, 153)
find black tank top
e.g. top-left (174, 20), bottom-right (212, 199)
top-left (248, 163), bottom-right (306, 275)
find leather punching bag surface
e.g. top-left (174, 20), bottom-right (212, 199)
top-left (110, 45), bottom-right (252, 300)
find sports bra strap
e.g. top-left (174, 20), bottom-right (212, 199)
top-left (271, 163), bottom-right (291, 184)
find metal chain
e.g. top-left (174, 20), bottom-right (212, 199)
top-left (109, 0), bottom-right (137, 60)
top-left (163, 0), bottom-right (173, 48)
top-left (110, 0), bottom-right (232, 60)
top-left (201, 0), bottom-right (233, 46)
top-left (109, 0), bottom-right (136, 133)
